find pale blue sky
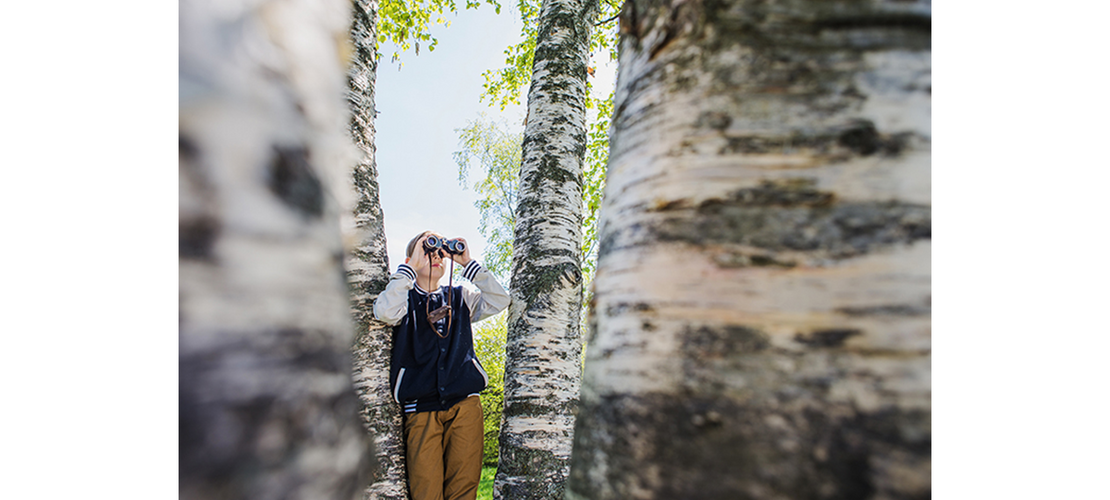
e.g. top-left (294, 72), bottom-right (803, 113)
top-left (375, 5), bottom-right (615, 274)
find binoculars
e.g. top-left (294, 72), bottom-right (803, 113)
top-left (423, 235), bottom-right (466, 255)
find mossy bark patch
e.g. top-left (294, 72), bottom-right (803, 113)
top-left (496, 446), bottom-right (571, 498)
top-left (512, 259), bottom-right (583, 306)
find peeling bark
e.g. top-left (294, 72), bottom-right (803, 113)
top-left (346, 1), bottom-right (410, 498)
top-left (567, 0), bottom-right (931, 499)
top-left (179, 0), bottom-right (372, 498)
top-left (494, 0), bottom-right (598, 498)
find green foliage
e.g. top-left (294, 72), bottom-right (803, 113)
top-left (474, 311), bottom-right (508, 466)
top-left (479, 0), bottom-right (622, 110)
top-left (590, 0), bottom-right (623, 62)
top-left (478, 465), bottom-right (497, 499)
top-left (377, 0), bottom-right (503, 66)
top-left (581, 91), bottom-right (612, 284)
top-left (477, 0), bottom-right (540, 110)
top-left (454, 115), bottom-right (522, 282)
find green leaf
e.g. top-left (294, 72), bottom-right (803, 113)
top-left (377, 0), bottom-right (503, 63)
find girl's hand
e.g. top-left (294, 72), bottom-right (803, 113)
top-left (450, 237), bottom-right (472, 266)
top-left (407, 234), bottom-right (434, 273)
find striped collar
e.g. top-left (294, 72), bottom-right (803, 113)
top-left (413, 283), bottom-right (442, 296)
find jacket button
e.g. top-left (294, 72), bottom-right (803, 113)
top-left (441, 348), bottom-right (446, 353)
top-left (440, 387), bottom-right (445, 391)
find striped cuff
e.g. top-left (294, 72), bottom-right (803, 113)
top-left (396, 264), bottom-right (417, 283)
top-left (463, 260), bottom-right (481, 281)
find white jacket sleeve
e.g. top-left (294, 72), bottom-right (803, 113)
top-left (373, 264), bottom-right (417, 326)
top-left (460, 261), bottom-right (510, 323)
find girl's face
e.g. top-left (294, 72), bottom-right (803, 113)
top-left (409, 232), bottom-right (448, 285)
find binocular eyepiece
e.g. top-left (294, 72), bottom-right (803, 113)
top-left (423, 235), bottom-right (466, 255)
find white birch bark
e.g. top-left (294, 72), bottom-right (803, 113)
top-left (179, 0), bottom-right (372, 499)
top-left (567, 0), bottom-right (931, 498)
top-left (346, 0), bottom-right (410, 498)
top-left (494, 0), bottom-right (598, 498)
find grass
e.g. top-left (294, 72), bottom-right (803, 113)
top-left (477, 466), bottom-right (496, 500)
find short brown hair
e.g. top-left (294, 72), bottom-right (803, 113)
top-left (406, 230), bottom-right (434, 258)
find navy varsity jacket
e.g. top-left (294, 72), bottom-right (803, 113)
top-left (373, 260), bottom-right (509, 413)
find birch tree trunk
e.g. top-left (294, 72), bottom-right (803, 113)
top-left (346, 1), bottom-right (410, 498)
top-left (179, 0), bottom-right (372, 498)
top-left (567, 0), bottom-right (931, 498)
top-left (494, 0), bottom-right (598, 497)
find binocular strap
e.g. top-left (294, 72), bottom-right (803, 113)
top-left (425, 252), bottom-right (454, 337)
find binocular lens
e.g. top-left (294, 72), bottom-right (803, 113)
top-left (422, 236), bottom-right (465, 254)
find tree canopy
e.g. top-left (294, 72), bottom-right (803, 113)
top-left (479, 0), bottom-right (621, 110)
top-left (377, 0), bottom-right (503, 64)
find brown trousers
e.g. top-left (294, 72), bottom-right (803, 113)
top-left (403, 395), bottom-right (484, 500)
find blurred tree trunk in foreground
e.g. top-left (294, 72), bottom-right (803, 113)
top-left (567, 0), bottom-right (931, 499)
top-left (346, 0), bottom-right (410, 498)
top-left (179, 0), bottom-right (372, 498)
top-left (495, 0), bottom-right (598, 498)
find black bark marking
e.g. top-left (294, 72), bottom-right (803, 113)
top-left (180, 217), bottom-right (220, 260)
top-left (712, 248), bottom-right (797, 269)
top-left (618, 0), bottom-right (638, 39)
top-left (646, 6), bottom-right (679, 61)
top-left (718, 122), bottom-right (912, 158)
top-left (811, 13), bottom-right (932, 34)
top-left (268, 146), bottom-right (324, 218)
top-left (838, 120), bottom-right (881, 155)
top-left (836, 304), bottom-right (930, 317)
top-left (645, 179), bottom-right (930, 259)
top-left (605, 301), bottom-right (655, 317)
top-left (696, 111), bottom-right (732, 130)
top-left (702, 178), bottom-right (835, 208)
top-left (179, 134), bottom-right (219, 259)
top-left (711, 0), bottom-right (932, 52)
top-left (794, 328), bottom-right (862, 348)
top-left (837, 120), bottom-right (909, 157)
top-left (179, 134), bottom-right (200, 161)
top-left (519, 147), bottom-right (583, 195)
top-left (683, 325), bottom-right (770, 357)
